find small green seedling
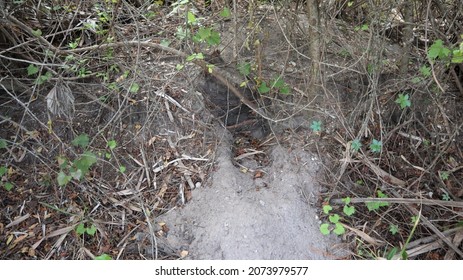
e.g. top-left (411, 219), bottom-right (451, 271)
top-left (351, 139), bottom-right (362, 152)
top-left (439, 171), bottom-right (449, 180)
top-left (76, 223), bottom-right (97, 237)
top-left (342, 197), bottom-right (356, 217)
top-left (395, 93), bottom-right (411, 109)
top-left (310, 121), bottom-right (322, 133)
top-left (369, 139), bottom-right (382, 153)
top-left (0, 166), bottom-right (14, 191)
top-left (366, 190), bottom-right (389, 211)
top-left (95, 254), bottom-right (112, 260)
top-left (320, 202), bottom-right (348, 236)
top-left (257, 81), bottom-right (270, 94)
top-left (72, 133), bottom-right (90, 149)
top-left (389, 224), bottom-right (399, 235)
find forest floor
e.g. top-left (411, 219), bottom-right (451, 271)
top-left (1, 2), bottom-right (462, 260)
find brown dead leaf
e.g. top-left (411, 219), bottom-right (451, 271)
top-left (28, 247), bottom-right (36, 257)
top-left (254, 170), bottom-right (264, 179)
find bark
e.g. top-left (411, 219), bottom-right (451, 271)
top-left (306, 0), bottom-right (321, 96)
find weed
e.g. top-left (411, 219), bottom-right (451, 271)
top-left (351, 139), bottom-right (362, 152)
top-left (369, 139), bottom-right (382, 153)
top-left (395, 93), bottom-right (411, 109)
top-left (442, 193), bottom-right (451, 201)
top-left (365, 190), bottom-right (389, 211)
top-left (439, 171), bottom-right (449, 180)
top-left (389, 224), bottom-right (399, 235)
top-left (320, 198), bottom-right (355, 236)
top-left (95, 254), bottom-right (112, 260)
top-left (76, 222), bottom-right (97, 237)
top-left (57, 134), bottom-right (98, 186)
top-left (310, 120), bottom-right (322, 132)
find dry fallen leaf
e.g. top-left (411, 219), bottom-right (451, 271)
top-left (180, 250), bottom-right (188, 258)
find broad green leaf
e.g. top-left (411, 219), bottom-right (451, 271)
top-left (237, 62), bottom-right (251, 76)
top-left (220, 7), bottom-right (231, 18)
top-left (4, 182), bottom-right (14, 191)
top-left (207, 64), bottom-right (214, 73)
top-left (70, 169), bottom-right (83, 180)
top-left (187, 11), bottom-right (196, 24)
top-left (452, 50), bottom-right (463, 63)
top-left (279, 85), bottom-right (290, 95)
top-left (342, 196), bottom-right (351, 204)
top-left (160, 39), bottom-right (170, 47)
top-left (31, 29), bottom-right (42, 37)
top-left (0, 139), bottom-right (6, 148)
top-left (72, 134), bottom-right (90, 148)
top-left (343, 205), bottom-right (355, 216)
top-left (428, 40), bottom-right (443, 60)
top-left (119, 165), bottom-right (126, 173)
top-left (129, 83), bottom-right (140, 93)
top-left (386, 247), bottom-right (398, 260)
top-left (258, 81), bottom-right (270, 94)
top-left (0, 166), bottom-right (7, 177)
top-left (329, 214), bottom-right (340, 223)
top-left (207, 30), bottom-right (221, 46)
top-left (272, 77), bottom-right (285, 88)
top-left (107, 140), bottom-right (117, 150)
top-left (73, 151), bottom-right (97, 177)
top-left (320, 223), bottom-right (330, 235)
top-left (333, 223), bottom-right (346, 235)
top-left (197, 27), bottom-right (211, 40)
top-left (57, 171), bottom-right (72, 186)
top-left (369, 139), bottom-right (382, 153)
top-left (323, 204), bottom-right (332, 214)
top-left (75, 223), bottom-right (86, 235)
top-left (86, 225), bottom-right (97, 236)
top-left (95, 254), bottom-right (112, 260)
top-left (27, 64), bottom-right (39, 76)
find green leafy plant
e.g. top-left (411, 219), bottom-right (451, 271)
top-left (237, 62), bottom-right (251, 76)
top-left (428, 39), bottom-right (451, 61)
top-left (351, 139), bottom-right (362, 152)
top-left (27, 64), bottom-right (39, 76)
top-left (129, 82), bottom-right (140, 93)
top-left (95, 254), bottom-right (112, 260)
top-left (193, 27), bottom-right (221, 46)
top-left (442, 192), bottom-right (451, 201)
top-left (186, 52), bottom-right (204, 62)
top-left (0, 166), bottom-right (14, 191)
top-left (395, 93), bottom-right (411, 109)
top-left (220, 7), bottom-right (231, 18)
top-left (439, 171), bottom-right (449, 180)
top-left (369, 139), bottom-right (382, 153)
top-left (366, 190), bottom-right (389, 211)
top-left (319, 200), bottom-right (353, 236)
top-left (342, 197), bottom-right (356, 217)
top-left (257, 81), bottom-right (270, 94)
top-left (271, 76), bottom-right (290, 94)
top-left (310, 120), bottom-right (322, 132)
top-left (72, 133), bottom-right (90, 149)
top-left (389, 224), bottom-right (399, 235)
top-left (58, 134), bottom-right (98, 186)
top-left (354, 24), bottom-right (369, 31)
top-left (76, 222), bottom-right (97, 237)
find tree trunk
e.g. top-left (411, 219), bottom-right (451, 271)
top-left (306, 0), bottom-right (321, 96)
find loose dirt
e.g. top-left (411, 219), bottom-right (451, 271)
top-left (154, 129), bottom-right (348, 259)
